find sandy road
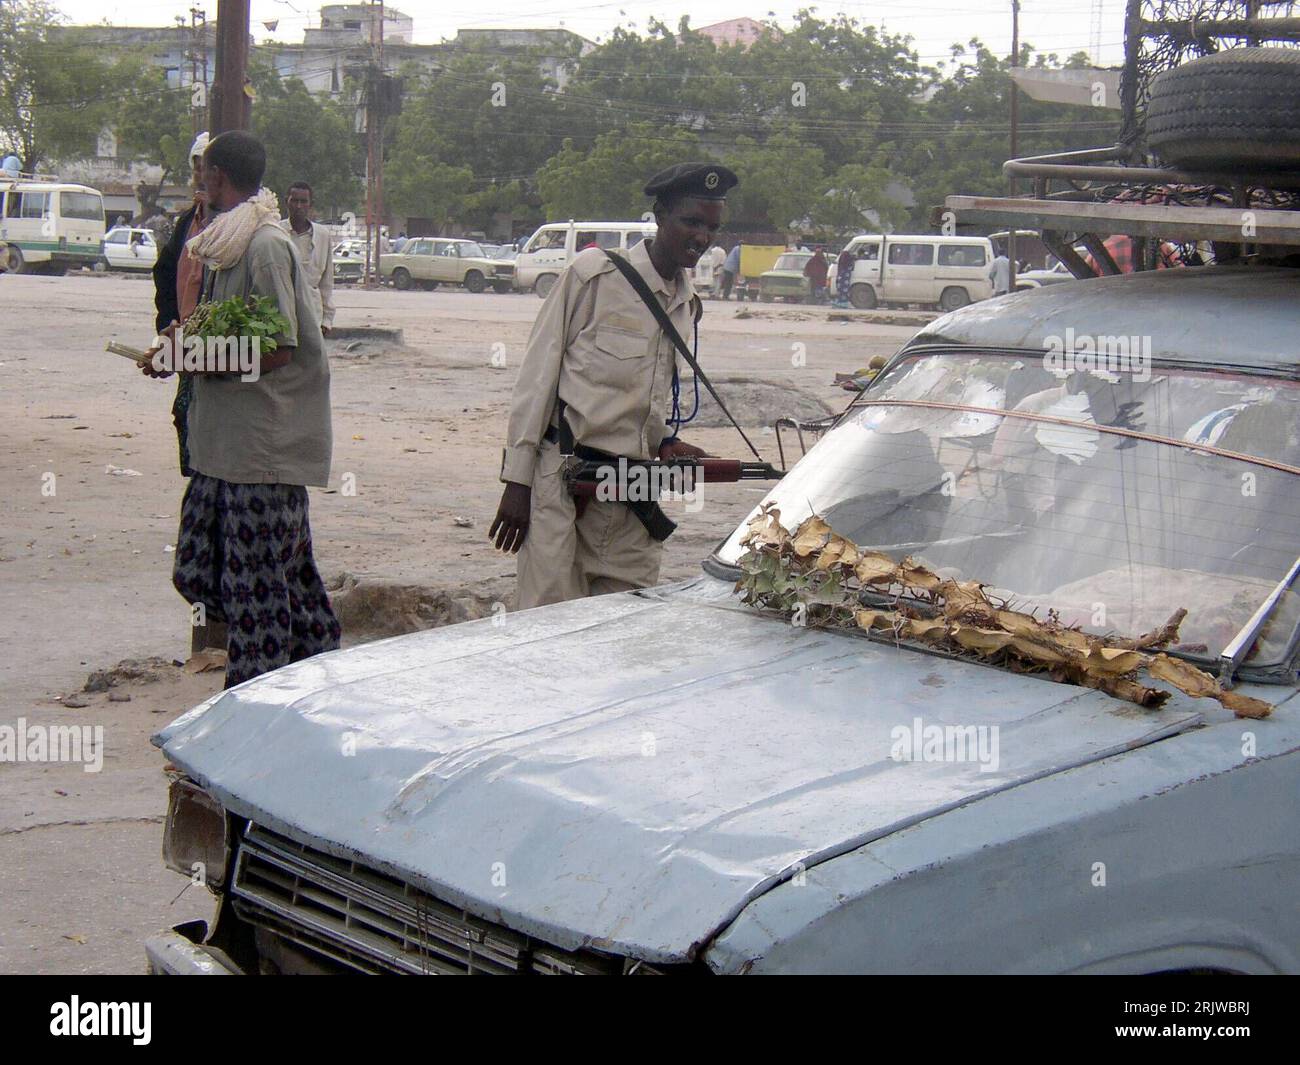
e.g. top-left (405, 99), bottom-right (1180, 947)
top-left (0, 271), bottom-right (919, 973)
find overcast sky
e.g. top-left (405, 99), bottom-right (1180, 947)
top-left (51, 0), bottom-right (1130, 68)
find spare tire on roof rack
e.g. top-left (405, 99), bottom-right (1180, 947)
top-left (1145, 47), bottom-right (1300, 173)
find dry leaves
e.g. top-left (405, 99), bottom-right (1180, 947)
top-left (737, 505), bottom-right (1272, 719)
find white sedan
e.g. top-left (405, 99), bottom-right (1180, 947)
top-left (102, 226), bottom-right (158, 271)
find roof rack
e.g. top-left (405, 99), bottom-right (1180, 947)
top-left (0, 172), bottom-right (63, 184)
top-left (936, 143), bottom-right (1300, 278)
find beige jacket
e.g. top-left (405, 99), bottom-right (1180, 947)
top-left (278, 218), bottom-right (336, 328)
top-left (502, 239), bottom-right (697, 487)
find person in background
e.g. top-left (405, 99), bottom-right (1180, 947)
top-left (152, 131), bottom-right (212, 476)
top-left (279, 181), bottom-right (336, 337)
top-left (700, 242), bottom-right (726, 297)
top-left (803, 248), bottom-right (829, 303)
top-left (721, 240), bottom-right (741, 300)
top-left (989, 246), bottom-right (1011, 295)
top-left (833, 246), bottom-right (855, 308)
top-left (391, 231), bottom-right (408, 252)
top-left (145, 210), bottom-right (173, 245)
top-left (692, 237), bottom-right (719, 294)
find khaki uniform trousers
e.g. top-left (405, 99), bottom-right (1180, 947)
top-left (516, 441), bottom-right (663, 610)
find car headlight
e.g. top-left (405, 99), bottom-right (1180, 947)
top-left (162, 778), bottom-right (230, 889)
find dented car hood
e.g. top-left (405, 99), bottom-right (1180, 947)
top-left (154, 576), bottom-right (1202, 963)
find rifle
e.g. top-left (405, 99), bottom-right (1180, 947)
top-left (563, 456), bottom-right (784, 500)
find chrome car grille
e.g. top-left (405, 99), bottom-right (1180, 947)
top-left (230, 824), bottom-right (649, 975)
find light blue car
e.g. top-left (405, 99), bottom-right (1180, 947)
top-left (148, 268), bottom-right (1299, 975)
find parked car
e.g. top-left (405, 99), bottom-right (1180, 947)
top-left (759, 251), bottom-right (813, 302)
top-left (101, 226), bottom-right (159, 271)
top-left (147, 266), bottom-right (1300, 975)
top-left (379, 237), bottom-right (514, 293)
top-left (1014, 259), bottom-right (1075, 290)
top-left (827, 234), bottom-right (994, 311)
top-left (332, 239), bottom-right (366, 284)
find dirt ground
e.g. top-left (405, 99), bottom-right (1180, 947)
top-left (0, 271), bottom-right (921, 974)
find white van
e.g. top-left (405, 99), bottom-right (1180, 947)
top-left (0, 176), bottom-right (105, 275)
top-left (515, 220), bottom-right (657, 297)
top-left (827, 234), bottom-right (994, 311)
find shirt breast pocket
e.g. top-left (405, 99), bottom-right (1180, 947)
top-left (593, 325), bottom-right (649, 360)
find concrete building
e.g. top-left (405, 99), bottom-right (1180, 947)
top-left (310, 4), bottom-right (414, 45)
top-left (690, 18), bottom-right (777, 50)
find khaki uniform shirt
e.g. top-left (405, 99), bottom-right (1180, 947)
top-left (278, 218), bottom-right (336, 328)
top-left (187, 225), bottom-right (333, 487)
top-left (502, 239), bottom-right (696, 487)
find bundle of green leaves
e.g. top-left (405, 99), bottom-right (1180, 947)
top-left (185, 295), bottom-right (291, 355)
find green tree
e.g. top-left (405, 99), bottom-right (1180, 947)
top-left (112, 59), bottom-right (193, 217)
top-left (893, 40), bottom-right (1120, 227)
top-left (384, 158), bottom-right (474, 233)
top-left (726, 129), bottom-right (826, 233)
top-left (383, 44), bottom-right (569, 232)
top-left (249, 59), bottom-right (361, 217)
top-left (0, 2), bottom-right (123, 171)
top-left (535, 123), bottom-right (704, 221)
top-left (563, 14), bottom-right (925, 173)
top-left (812, 162), bottom-right (909, 239)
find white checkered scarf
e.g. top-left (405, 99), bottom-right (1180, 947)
top-left (184, 187), bottom-right (281, 271)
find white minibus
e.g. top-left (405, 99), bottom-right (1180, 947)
top-left (515, 220), bottom-right (657, 297)
top-left (0, 176), bottom-right (105, 275)
top-left (828, 233), bottom-right (994, 311)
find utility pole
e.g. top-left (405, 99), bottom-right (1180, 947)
top-left (210, 0), bottom-right (251, 135)
top-left (375, 0), bottom-right (386, 285)
top-left (1008, 0), bottom-right (1020, 290)
top-left (193, 0), bottom-right (246, 657)
top-left (364, 0), bottom-right (387, 285)
top-left (191, 7), bottom-right (209, 138)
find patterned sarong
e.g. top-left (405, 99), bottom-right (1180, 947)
top-left (172, 473), bottom-right (341, 687)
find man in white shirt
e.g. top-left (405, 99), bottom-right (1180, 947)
top-left (279, 181), bottom-right (336, 336)
top-left (988, 250), bottom-right (1011, 296)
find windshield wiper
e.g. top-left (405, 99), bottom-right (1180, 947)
top-left (1219, 555), bottom-right (1300, 686)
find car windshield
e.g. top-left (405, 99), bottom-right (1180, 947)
top-left (460, 242), bottom-right (486, 257)
top-left (775, 254), bottom-right (810, 271)
top-left (717, 349), bottom-right (1300, 668)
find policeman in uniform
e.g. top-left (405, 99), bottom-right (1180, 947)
top-left (490, 162), bottom-right (739, 609)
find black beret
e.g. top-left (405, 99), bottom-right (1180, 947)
top-left (644, 162), bottom-right (739, 201)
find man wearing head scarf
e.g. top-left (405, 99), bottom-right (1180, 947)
top-left (142, 131), bottom-right (340, 688)
top-left (152, 132), bottom-right (212, 476)
top-left (489, 162), bottom-right (739, 608)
